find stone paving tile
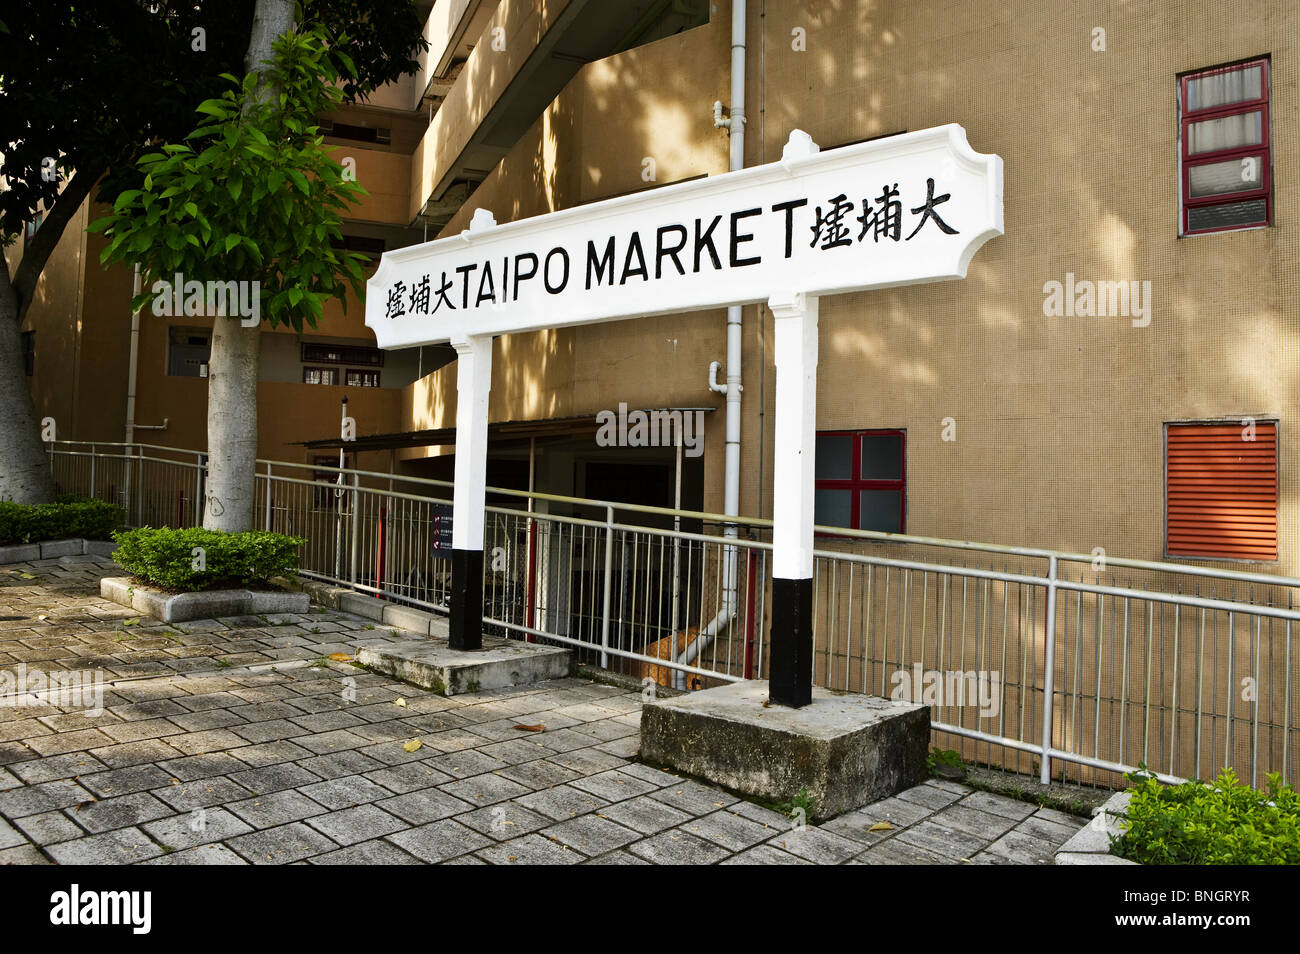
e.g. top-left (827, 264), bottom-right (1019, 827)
top-left (308, 839), bottom-right (422, 865)
top-left (226, 821), bottom-right (339, 865)
top-left (854, 837), bottom-right (966, 865)
top-left (649, 779), bottom-right (739, 815)
top-left (46, 826), bottom-right (164, 864)
top-left (439, 772), bottom-right (531, 807)
top-left (722, 843), bottom-right (813, 865)
top-left (494, 757), bottom-right (582, 791)
top-left (478, 832), bottom-right (583, 865)
top-left (364, 761), bottom-right (454, 794)
top-left (378, 787), bottom-right (474, 825)
top-left (156, 752), bottom-right (249, 782)
top-left (298, 775), bottom-right (394, 810)
top-left (1014, 812), bottom-right (1083, 846)
top-left (680, 809), bottom-right (779, 851)
top-left (961, 791), bottom-right (1038, 820)
top-left (305, 803), bottom-right (407, 846)
top-left (13, 809), bottom-right (84, 845)
top-left (766, 825), bottom-right (864, 864)
top-left (893, 819), bottom-right (989, 861)
top-left (569, 768), bottom-right (658, 803)
top-left (0, 565), bottom-right (1092, 866)
top-left (0, 777), bottom-right (94, 817)
top-left (541, 814), bottom-right (641, 856)
top-left (928, 804), bottom-right (1020, 841)
top-left (152, 776), bottom-right (252, 811)
top-left (597, 795), bottom-right (693, 835)
top-left (516, 783), bottom-right (609, 821)
top-left (628, 829), bottom-right (731, 865)
top-left (583, 848), bottom-right (651, 865)
top-left (0, 844), bottom-right (53, 864)
top-left (388, 819), bottom-right (490, 863)
top-left (545, 746), bottom-right (628, 775)
top-left (896, 784), bottom-right (965, 810)
top-left (982, 828), bottom-right (1059, 864)
top-left (228, 762), bottom-right (323, 796)
top-left (142, 843), bottom-right (249, 865)
top-left (456, 802), bottom-right (552, 841)
top-left (142, 807), bottom-right (253, 850)
top-left (227, 790), bottom-right (329, 829)
top-left (0, 814), bottom-right (26, 849)
top-left (9, 751), bottom-right (107, 784)
top-left (79, 764), bottom-right (177, 799)
top-left (68, 791), bottom-right (173, 834)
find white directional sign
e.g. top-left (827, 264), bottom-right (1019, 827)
top-left (365, 125), bottom-right (1003, 347)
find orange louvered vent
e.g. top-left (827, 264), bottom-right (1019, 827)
top-left (1166, 422), bottom-right (1277, 561)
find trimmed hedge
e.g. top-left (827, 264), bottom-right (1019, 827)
top-left (0, 495), bottom-right (126, 546)
top-left (111, 526), bottom-right (305, 591)
top-left (1115, 767), bottom-right (1300, 865)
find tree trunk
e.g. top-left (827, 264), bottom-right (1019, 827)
top-left (0, 163), bottom-right (102, 505)
top-left (201, 0), bottom-right (295, 532)
top-left (0, 253), bottom-right (56, 504)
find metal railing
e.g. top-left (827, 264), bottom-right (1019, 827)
top-left (47, 440), bottom-right (1299, 791)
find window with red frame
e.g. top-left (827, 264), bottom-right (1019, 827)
top-left (814, 430), bottom-right (905, 533)
top-left (1179, 57), bottom-right (1271, 235)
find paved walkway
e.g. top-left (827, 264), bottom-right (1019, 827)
top-left (0, 555), bottom-right (1083, 865)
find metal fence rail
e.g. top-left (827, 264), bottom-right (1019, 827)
top-left (47, 440), bottom-right (1299, 790)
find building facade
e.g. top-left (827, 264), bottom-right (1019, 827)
top-left (16, 0), bottom-right (1299, 576)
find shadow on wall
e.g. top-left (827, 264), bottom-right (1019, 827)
top-left (755, 0), bottom-right (1297, 554)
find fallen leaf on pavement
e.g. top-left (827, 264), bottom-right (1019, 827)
top-left (869, 821), bottom-right (894, 832)
top-left (402, 738), bottom-right (423, 753)
top-left (512, 723), bottom-right (545, 732)
top-left (328, 653), bottom-right (352, 662)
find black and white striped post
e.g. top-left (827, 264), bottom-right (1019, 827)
top-left (767, 291), bottom-right (818, 708)
top-left (448, 332), bottom-right (492, 651)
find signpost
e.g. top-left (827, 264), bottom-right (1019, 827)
top-left (366, 125), bottom-right (1003, 703)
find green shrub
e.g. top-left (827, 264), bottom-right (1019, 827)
top-left (0, 496), bottom-right (126, 545)
top-left (1114, 766), bottom-right (1300, 865)
top-left (111, 526), bottom-right (305, 591)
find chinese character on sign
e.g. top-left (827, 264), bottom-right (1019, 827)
top-left (905, 178), bottom-right (959, 240)
top-left (385, 282), bottom-right (407, 319)
top-left (857, 183), bottom-right (902, 243)
top-left (432, 272), bottom-right (456, 314)
top-left (409, 275), bottom-right (431, 315)
top-left (810, 194), bottom-right (855, 250)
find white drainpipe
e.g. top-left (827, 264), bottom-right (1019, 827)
top-left (679, 0), bottom-right (746, 685)
top-left (125, 264), bottom-right (141, 445)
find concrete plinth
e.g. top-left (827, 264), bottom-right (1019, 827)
top-left (357, 636), bottom-right (570, 696)
top-left (640, 680), bottom-right (929, 821)
top-left (100, 577), bottom-right (310, 623)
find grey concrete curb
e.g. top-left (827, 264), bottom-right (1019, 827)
top-left (100, 576), bottom-right (310, 623)
top-left (0, 538), bottom-right (117, 564)
top-left (1054, 790), bottom-right (1138, 864)
top-left (295, 579), bottom-right (442, 634)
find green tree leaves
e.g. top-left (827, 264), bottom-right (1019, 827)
top-left (90, 24), bottom-right (369, 332)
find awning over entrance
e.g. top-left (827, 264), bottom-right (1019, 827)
top-left (296, 409), bottom-right (714, 452)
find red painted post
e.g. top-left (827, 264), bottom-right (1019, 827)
top-left (744, 552), bottom-right (758, 680)
top-left (375, 505), bottom-right (387, 600)
top-left (524, 517), bottom-right (537, 642)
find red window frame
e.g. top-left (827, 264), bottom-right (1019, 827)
top-left (814, 429), bottom-right (906, 533)
top-left (1179, 57), bottom-right (1271, 235)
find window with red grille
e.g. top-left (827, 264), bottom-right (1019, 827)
top-left (1178, 57), bottom-right (1271, 235)
top-left (1166, 421), bottom-right (1277, 561)
top-left (814, 429), bottom-right (906, 533)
